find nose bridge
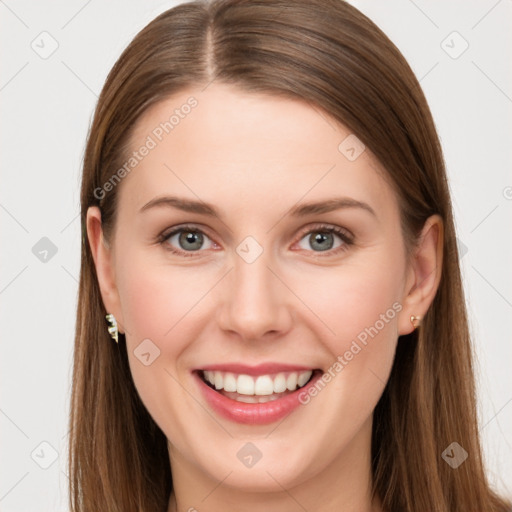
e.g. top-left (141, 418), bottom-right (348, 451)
top-left (218, 236), bottom-right (289, 339)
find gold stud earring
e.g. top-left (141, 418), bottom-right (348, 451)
top-left (410, 315), bottom-right (421, 330)
top-left (105, 313), bottom-right (119, 343)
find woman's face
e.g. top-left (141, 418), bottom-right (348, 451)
top-left (90, 83), bottom-right (422, 498)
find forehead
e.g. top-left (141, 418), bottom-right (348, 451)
top-left (118, 83), bottom-right (398, 223)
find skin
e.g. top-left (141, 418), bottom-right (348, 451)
top-left (87, 83), bottom-right (443, 512)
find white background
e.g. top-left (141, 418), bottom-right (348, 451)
top-left (1, 0), bottom-right (511, 509)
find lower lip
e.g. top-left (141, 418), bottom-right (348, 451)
top-left (194, 371), bottom-right (322, 425)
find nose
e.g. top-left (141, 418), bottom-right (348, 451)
top-left (216, 247), bottom-right (293, 342)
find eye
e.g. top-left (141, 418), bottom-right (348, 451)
top-left (158, 224), bottom-right (217, 257)
top-left (157, 223), bottom-right (353, 258)
top-left (295, 224), bottom-right (353, 255)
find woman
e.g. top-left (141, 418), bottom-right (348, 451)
top-left (68, 0), bottom-right (512, 510)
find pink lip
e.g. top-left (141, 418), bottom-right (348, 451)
top-left (196, 362), bottom-right (315, 376)
top-left (193, 369), bottom-right (322, 425)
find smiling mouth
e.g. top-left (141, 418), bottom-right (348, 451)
top-left (197, 369), bottom-right (321, 403)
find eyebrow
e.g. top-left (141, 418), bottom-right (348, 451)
top-left (139, 195), bottom-right (376, 218)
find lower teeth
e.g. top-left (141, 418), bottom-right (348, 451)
top-left (219, 389), bottom-right (295, 403)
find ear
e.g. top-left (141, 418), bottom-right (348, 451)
top-left (398, 214), bottom-right (444, 336)
top-left (86, 206), bottom-right (125, 334)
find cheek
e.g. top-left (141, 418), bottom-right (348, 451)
top-left (116, 251), bottom-right (203, 347)
top-left (115, 253), bottom-right (206, 437)
top-left (294, 254), bottom-right (402, 356)
top-left (292, 249), bottom-right (403, 414)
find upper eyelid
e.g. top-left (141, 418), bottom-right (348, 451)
top-left (161, 223), bottom-right (217, 243)
top-left (296, 223), bottom-right (353, 240)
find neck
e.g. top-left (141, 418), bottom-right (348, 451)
top-left (166, 416), bottom-right (382, 512)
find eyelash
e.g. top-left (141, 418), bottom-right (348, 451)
top-left (156, 223), bottom-right (354, 258)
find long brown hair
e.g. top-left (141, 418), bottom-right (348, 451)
top-left (69, 1), bottom-right (511, 510)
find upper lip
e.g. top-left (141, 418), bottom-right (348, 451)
top-left (195, 363), bottom-right (318, 376)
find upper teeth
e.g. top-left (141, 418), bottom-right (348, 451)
top-left (203, 370), bottom-right (313, 396)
